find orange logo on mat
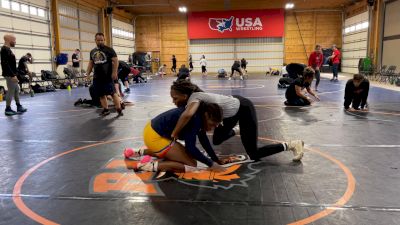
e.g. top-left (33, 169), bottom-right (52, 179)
top-left (90, 157), bottom-right (260, 196)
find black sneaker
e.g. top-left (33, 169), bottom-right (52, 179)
top-left (100, 109), bottom-right (110, 116)
top-left (17, 105), bottom-right (27, 113)
top-left (74, 98), bottom-right (83, 106)
top-left (5, 108), bottom-right (17, 116)
top-left (124, 88), bottom-right (130, 93)
top-left (117, 108), bottom-right (124, 117)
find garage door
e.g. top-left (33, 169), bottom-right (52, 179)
top-left (342, 11), bottom-right (369, 74)
top-left (58, 2), bottom-right (99, 70)
top-left (189, 37), bottom-right (283, 73)
top-left (381, 0), bottom-right (400, 70)
top-left (112, 18), bottom-right (134, 62)
top-left (0, 0), bottom-right (52, 75)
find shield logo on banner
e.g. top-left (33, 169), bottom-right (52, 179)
top-left (209, 16), bottom-right (234, 33)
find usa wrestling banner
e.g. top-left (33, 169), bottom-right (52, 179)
top-left (188, 9), bottom-right (284, 39)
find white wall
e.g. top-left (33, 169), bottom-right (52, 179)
top-left (0, 0), bottom-right (52, 80)
top-left (112, 18), bottom-right (134, 62)
top-left (382, 0), bottom-right (400, 70)
top-left (342, 11), bottom-right (369, 74)
top-left (189, 37), bottom-right (283, 73)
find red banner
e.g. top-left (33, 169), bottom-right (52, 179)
top-left (188, 9), bottom-right (284, 39)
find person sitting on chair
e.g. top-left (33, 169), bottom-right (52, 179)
top-left (344, 74), bottom-right (369, 112)
top-left (285, 67), bottom-right (320, 106)
top-left (17, 53), bottom-right (33, 94)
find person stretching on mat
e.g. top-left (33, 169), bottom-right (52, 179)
top-left (170, 80), bottom-right (305, 162)
top-left (284, 67), bottom-right (320, 106)
top-left (344, 74), bottom-right (369, 112)
top-left (128, 101), bottom-right (226, 173)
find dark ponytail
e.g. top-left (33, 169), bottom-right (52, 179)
top-left (171, 80), bottom-right (203, 96)
top-left (198, 101), bottom-right (223, 123)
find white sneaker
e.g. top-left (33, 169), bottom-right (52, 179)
top-left (228, 77), bottom-right (232, 80)
top-left (232, 125), bottom-right (240, 135)
top-left (240, 76), bottom-right (243, 80)
top-left (287, 140), bottom-right (304, 161)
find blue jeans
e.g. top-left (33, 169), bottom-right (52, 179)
top-left (332, 63), bottom-right (339, 79)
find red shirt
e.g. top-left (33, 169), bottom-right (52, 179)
top-left (308, 51), bottom-right (324, 69)
top-left (130, 67), bottom-right (140, 76)
top-left (332, 49), bottom-right (341, 64)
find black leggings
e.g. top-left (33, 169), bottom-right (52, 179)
top-left (314, 70), bottom-right (320, 87)
top-left (230, 67), bottom-right (242, 77)
top-left (212, 95), bottom-right (284, 160)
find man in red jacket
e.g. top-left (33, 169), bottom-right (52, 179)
top-left (329, 45), bottom-right (341, 81)
top-left (308, 45), bottom-right (324, 91)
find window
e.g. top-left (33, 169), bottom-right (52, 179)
top-left (345, 27), bottom-right (350, 34)
top-left (37, 8), bottom-right (45, 17)
top-left (2, 0), bottom-right (10, 9)
top-left (30, 6), bottom-right (37, 15)
top-left (355, 24), bottom-right (362, 30)
top-left (21, 4), bottom-right (28, 13)
top-left (11, 1), bottom-right (19, 11)
top-left (362, 22), bottom-right (369, 29)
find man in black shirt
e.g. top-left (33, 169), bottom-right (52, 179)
top-left (1, 34), bottom-right (27, 116)
top-left (86, 33), bottom-right (122, 116)
top-left (72, 49), bottom-right (81, 68)
top-left (17, 53), bottom-right (33, 93)
top-left (285, 67), bottom-right (320, 106)
top-left (228, 60), bottom-right (243, 80)
top-left (344, 74), bottom-right (369, 111)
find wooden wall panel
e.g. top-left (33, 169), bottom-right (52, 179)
top-left (160, 15), bottom-right (188, 72)
top-left (285, 11), bottom-right (342, 65)
top-left (135, 17), bottom-right (160, 52)
top-left (135, 15), bottom-right (188, 74)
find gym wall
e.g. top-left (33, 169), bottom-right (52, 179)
top-left (0, 0), bottom-right (52, 75)
top-left (58, 1), bottom-right (99, 72)
top-left (285, 11), bottom-right (342, 65)
top-left (381, 0), bottom-right (400, 69)
top-left (188, 38), bottom-right (284, 73)
top-left (135, 15), bottom-right (188, 73)
top-left (112, 17), bottom-right (134, 62)
top-left (136, 11), bottom-right (343, 73)
top-left (342, 11), bottom-right (369, 74)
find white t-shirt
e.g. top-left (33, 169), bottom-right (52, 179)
top-left (200, 58), bottom-right (207, 67)
top-left (188, 92), bottom-right (240, 118)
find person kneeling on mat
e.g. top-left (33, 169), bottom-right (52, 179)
top-left (344, 74), bottom-right (369, 112)
top-left (278, 63), bottom-right (305, 88)
top-left (170, 80), bottom-right (305, 162)
top-left (285, 67), bottom-right (320, 106)
top-left (129, 101), bottom-right (226, 173)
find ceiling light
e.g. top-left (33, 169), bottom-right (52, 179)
top-left (179, 6), bottom-right (187, 13)
top-left (285, 3), bottom-right (294, 9)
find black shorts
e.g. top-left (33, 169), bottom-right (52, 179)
top-left (93, 80), bottom-right (115, 97)
top-left (118, 68), bottom-right (130, 81)
top-left (201, 66), bottom-right (207, 73)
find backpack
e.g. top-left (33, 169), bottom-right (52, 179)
top-left (32, 84), bottom-right (46, 93)
top-left (41, 70), bottom-right (57, 80)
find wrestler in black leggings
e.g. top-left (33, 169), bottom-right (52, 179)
top-left (212, 95), bottom-right (285, 160)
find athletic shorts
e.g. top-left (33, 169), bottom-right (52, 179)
top-left (201, 66), bottom-right (207, 73)
top-left (143, 121), bottom-right (174, 158)
top-left (93, 80), bottom-right (115, 97)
